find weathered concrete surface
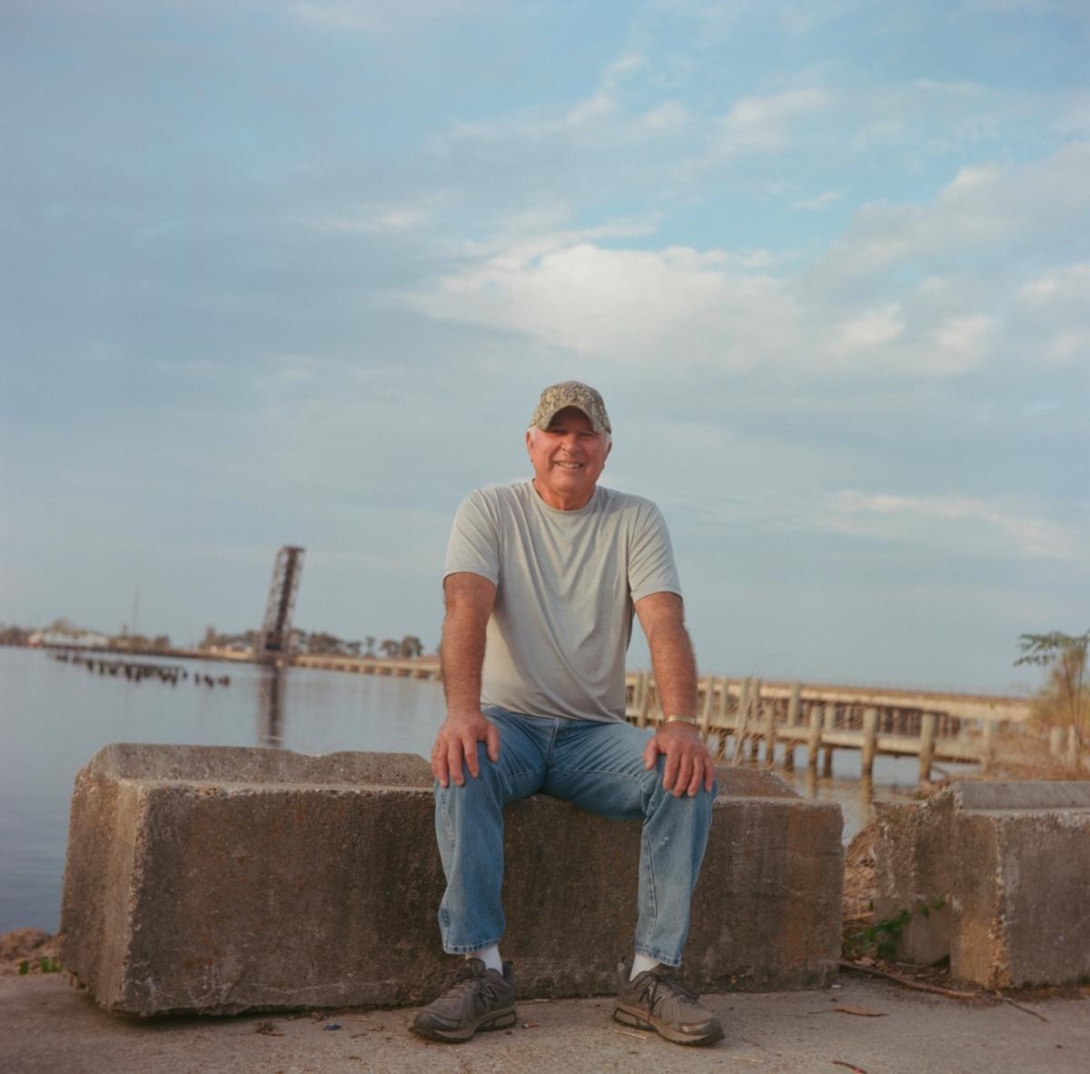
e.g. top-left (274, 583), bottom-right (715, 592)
top-left (61, 744), bottom-right (842, 1016)
top-left (874, 781), bottom-right (1090, 989)
top-left (6, 971), bottom-right (1090, 1074)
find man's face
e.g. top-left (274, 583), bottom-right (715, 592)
top-left (525, 406), bottom-right (612, 511)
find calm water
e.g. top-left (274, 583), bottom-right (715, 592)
top-left (0, 647), bottom-right (960, 934)
top-left (0, 647), bottom-right (445, 934)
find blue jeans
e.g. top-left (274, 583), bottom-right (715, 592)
top-left (434, 707), bottom-right (716, 968)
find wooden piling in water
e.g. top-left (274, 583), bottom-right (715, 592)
top-left (699, 674), bottom-right (715, 737)
top-left (763, 702), bottom-right (776, 768)
top-left (807, 706), bottom-right (823, 771)
top-left (981, 719), bottom-right (996, 773)
top-left (861, 708), bottom-right (878, 777)
top-left (822, 705), bottom-right (836, 777)
top-left (781, 683), bottom-right (801, 771)
top-left (918, 712), bottom-right (937, 784)
top-left (747, 679), bottom-right (762, 764)
top-left (636, 670), bottom-right (654, 728)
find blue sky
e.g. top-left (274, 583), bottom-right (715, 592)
top-left (2, 0), bottom-right (1087, 693)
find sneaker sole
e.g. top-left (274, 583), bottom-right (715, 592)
top-left (411, 1007), bottom-right (517, 1043)
top-left (613, 1003), bottom-right (724, 1046)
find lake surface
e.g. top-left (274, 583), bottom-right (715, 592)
top-left (0, 646), bottom-right (960, 934)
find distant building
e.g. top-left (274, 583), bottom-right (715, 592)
top-left (28, 629), bottom-right (112, 648)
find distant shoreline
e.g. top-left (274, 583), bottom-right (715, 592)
top-left (2, 641), bottom-right (441, 669)
top-left (4, 642), bottom-right (1024, 705)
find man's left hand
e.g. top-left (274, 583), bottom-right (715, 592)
top-left (643, 722), bottom-right (716, 797)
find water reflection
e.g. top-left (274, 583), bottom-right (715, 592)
top-left (258, 666), bottom-right (285, 747)
top-left (716, 738), bottom-right (939, 843)
top-left (0, 648), bottom-right (447, 932)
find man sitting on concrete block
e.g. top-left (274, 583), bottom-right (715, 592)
top-left (412, 381), bottom-right (723, 1047)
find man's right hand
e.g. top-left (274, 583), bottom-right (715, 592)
top-left (431, 711), bottom-right (501, 788)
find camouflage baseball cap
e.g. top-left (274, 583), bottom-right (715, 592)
top-left (529, 381), bottom-right (612, 435)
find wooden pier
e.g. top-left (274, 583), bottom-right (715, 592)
top-left (291, 653), bottom-right (441, 679)
top-left (625, 672), bottom-right (1032, 784)
top-left (285, 654), bottom-right (1031, 784)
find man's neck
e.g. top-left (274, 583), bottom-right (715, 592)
top-left (530, 478), bottom-right (597, 511)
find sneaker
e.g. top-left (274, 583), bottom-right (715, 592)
top-left (411, 958), bottom-right (517, 1043)
top-left (613, 961), bottom-right (724, 1046)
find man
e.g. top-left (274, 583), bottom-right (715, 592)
top-left (412, 381), bottom-right (722, 1047)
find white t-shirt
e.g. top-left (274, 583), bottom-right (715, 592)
top-left (443, 481), bottom-right (682, 722)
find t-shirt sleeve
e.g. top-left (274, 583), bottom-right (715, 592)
top-left (628, 501), bottom-right (682, 603)
top-left (444, 489), bottom-right (501, 585)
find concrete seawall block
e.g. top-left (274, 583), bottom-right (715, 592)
top-left (874, 782), bottom-right (1090, 989)
top-left (61, 744), bottom-right (842, 1015)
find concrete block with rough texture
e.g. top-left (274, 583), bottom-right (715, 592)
top-left (873, 781), bottom-right (1090, 989)
top-left (61, 744), bottom-right (842, 1015)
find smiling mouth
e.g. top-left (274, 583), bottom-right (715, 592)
top-left (555, 461), bottom-right (583, 469)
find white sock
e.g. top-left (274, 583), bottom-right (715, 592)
top-left (470, 945), bottom-right (503, 973)
top-left (630, 953), bottom-right (660, 980)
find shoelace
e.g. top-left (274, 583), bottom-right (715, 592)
top-left (438, 963), bottom-right (487, 996)
top-left (644, 970), bottom-right (698, 1008)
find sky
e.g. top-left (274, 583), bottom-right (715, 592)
top-left (2, 0), bottom-right (1087, 695)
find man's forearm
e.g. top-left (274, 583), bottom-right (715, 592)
top-left (439, 573), bottom-right (496, 718)
top-left (637, 592), bottom-right (699, 717)
top-left (440, 609), bottom-right (487, 716)
top-left (649, 622), bottom-right (699, 717)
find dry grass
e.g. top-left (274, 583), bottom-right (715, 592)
top-left (842, 823), bottom-right (878, 942)
top-left (0, 928), bottom-right (61, 976)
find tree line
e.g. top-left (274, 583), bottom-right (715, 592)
top-left (0, 620), bottom-right (432, 661)
top-left (199, 627), bottom-right (429, 659)
top-left (0, 618), bottom-right (172, 652)
top-left (1015, 630), bottom-right (1089, 762)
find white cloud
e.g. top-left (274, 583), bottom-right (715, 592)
top-left (412, 122), bottom-right (1089, 385)
top-left (934, 314), bottom-right (994, 359)
top-left (1017, 262), bottom-right (1090, 306)
top-left (308, 203), bottom-right (432, 234)
top-left (563, 92), bottom-right (618, 129)
top-left (641, 101), bottom-right (690, 134)
top-left (711, 88), bottom-right (833, 156)
top-left (416, 229), bottom-right (1004, 380)
top-left (827, 304), bottom-right (905, 358)
top-left (453, 210), bottom-right (659, 260)
top-left (416, 191), bottom-right (1077, 379)
top-left (1012, 262), bottom-right (1090, 365)
top-left (822, 143), bottom-right (1090, 282)
top-left (848, 78), bottom-right (1031, 161)
top-left (824, 490), bottom-right (1082, 562)
top-left (431, 49), bottom-right (688, 150)
top-left (793, 190), bottom-right (842, 210)
top-left (415, 237), bottom-right (800, 371)
top-left (434, 93), bottom-right (685, 149)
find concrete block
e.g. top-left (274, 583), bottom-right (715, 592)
top-left (61, 744), bottom-right (842, 1015)
top-left (874, 782), bottom-right (1090, 989)
top-left (872, 795), bottom-right (956, 967)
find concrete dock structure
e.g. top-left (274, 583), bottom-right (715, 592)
top-left (873, 781), bottom-right (1090, 989)
top-left (60, 744), bottom-right (843, 1016)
